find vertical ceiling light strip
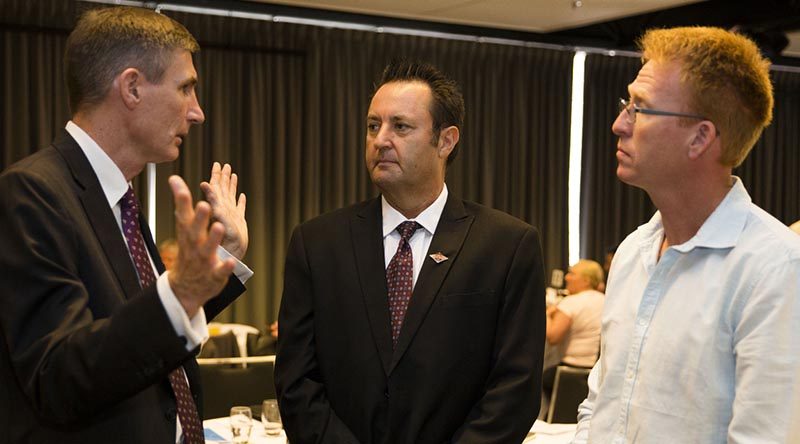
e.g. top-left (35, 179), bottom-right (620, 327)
top-left (147, 162), bottom-right (157, 240)
top-left (568, 51), bottom-right (587, 266)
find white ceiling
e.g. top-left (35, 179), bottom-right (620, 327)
top-left (249, 0), bottom-right (800, 57)
top-left (253, 0), bottom-right (701, 33)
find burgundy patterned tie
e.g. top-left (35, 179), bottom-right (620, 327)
top-left (386, 221), bottom-right (421, 347)
top-left (120, 187), bottom-right (205, 444)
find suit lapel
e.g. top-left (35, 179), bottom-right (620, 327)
top-left (140, 211), bottom-right (166, 275)
top-left (389, 194), bottom-right (473, 374)
top-left (351, 198), bottom-right (394, 375)
top-left (54, 131), bottom-right (142, 300)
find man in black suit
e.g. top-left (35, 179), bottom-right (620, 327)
top-left (275, 60), bottom-right (545, 444)
top-left (0, 6), bottom-right (250, 443)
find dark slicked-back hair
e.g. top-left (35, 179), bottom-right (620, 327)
top-left (65, 6), bottom-right (199, 113)
top-left (374, 60), bottom-right (465, 164)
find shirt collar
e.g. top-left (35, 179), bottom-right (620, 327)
top-left (382, 184), bottom-right (448, 238)
top-left (65, 121), bottom-right (129, 209)
top-left (638, 176), bottom-right (751, 261)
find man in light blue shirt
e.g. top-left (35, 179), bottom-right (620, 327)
top-left (572, 27), bottom-right (800, 443)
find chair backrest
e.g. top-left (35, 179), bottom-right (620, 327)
top-left (198, 356), bottom-right (277, 419)
top-left (546, 365), bottom-right (592, 424)
top-left (207, 323), bottom-right (260, 359)
top-left (198, 331), bottom-right (239, 358)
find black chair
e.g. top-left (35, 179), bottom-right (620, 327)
top-left (197, 331), bottom-right (239, 358)
top-left (198, 357), bottom-right (277, 419)
top-left (546, 365), bottom-right (592, 424)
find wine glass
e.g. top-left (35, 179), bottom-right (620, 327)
top-left (261, 399), bottom-right (283, 436)
top-left (229, 406), bottom-right (252, 443)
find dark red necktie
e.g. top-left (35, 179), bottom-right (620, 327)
top-left (386, 221), bottom-right (421, 347)
top-left (120, 187), bottom-right (205, 444)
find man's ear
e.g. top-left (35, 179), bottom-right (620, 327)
top-left (437, 126), bottom-right (459, 160)
top-left (687, 121), bottom-right (718, 161)
top-left (117, 68), bottom-right (142, 110)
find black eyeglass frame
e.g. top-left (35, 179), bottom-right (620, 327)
top-left (618, 97), bottom-right (709, 124)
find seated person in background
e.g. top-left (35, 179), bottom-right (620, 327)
top-left (542, 260), bottom-right (604, 398)
top-left (270, 320), bottom-right (278, 339)
top-left (158, 238), bottom-right (178, 271)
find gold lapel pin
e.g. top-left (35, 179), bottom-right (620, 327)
top-left (429, 252), bottom-right (449, 264)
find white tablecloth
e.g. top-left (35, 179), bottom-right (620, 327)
top-left (524, 420), bottom-right (577, 444)
top-left (204, 417), bottom-right (287, 443)
top-left (204, 417), bottom-right (574, 444)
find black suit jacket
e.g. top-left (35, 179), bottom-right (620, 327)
top-left (275, 194), bottom-right (545, 444)
top-left (0, 131), bottom-right (245, 443)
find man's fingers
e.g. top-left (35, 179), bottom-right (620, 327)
top-left (192, 201), bottom-right (212, 240)
top-left (204, 221), bottom-right (226, 254)
top-left (210, 162), bottom-right (221, 184)
top-left (220, 163), bottom-right (232, 191)
top-left (212, 258), bottom-right (236, 280)
top-left (229, 173), bottom-right (238, 201)
top-left (169, 175), bottom-right (194, 223)
top-left (199, 181), bottom-right (217, 207)
top-left (237, 193), bottom-right (247, 215)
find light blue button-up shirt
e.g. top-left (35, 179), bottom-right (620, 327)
top-left (572, 177), bottom-right (800, 444)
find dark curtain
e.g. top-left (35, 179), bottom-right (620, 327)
top-left (1, 0), bottom-right (72, 170)
top-left (0, 0), bottom-right (151, 202)
top-left (579, 53), bottom-right (654, 264)
top-left (1, 1), bottom-right (573, 330)
top-left (736, 68), bottom-right (800, 226)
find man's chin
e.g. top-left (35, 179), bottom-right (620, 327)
top-left (369, 170), bottom-right (400, 190)
top-left (616, 166), bottom-right (636, 185)
top-left (154, 147), bottom-right (181, 164)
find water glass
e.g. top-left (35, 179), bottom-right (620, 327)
top-left (230, 406), bottom-right (253, 443)
top-left (261, 399), bottom-right (283, 436)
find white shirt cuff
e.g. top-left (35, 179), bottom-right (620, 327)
top-left (218, 246), bottom-right (254, 283)
top-left (156, 272), bottom-right (209, 351)
top-left (155, 246), bottom-right (251, 352)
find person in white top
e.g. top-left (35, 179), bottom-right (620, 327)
top-left (571, 27), bottom-right (800, 444)
top-left (542, 259), bottom-right (604, 402)
top-left (546, 259), bottom-right (604, 368)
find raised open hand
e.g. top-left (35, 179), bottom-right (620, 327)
top-left (200, 162), bottom-right (248, 259)
top-left (167, 175), bottom-right (235, 317)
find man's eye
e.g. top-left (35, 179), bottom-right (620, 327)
top-left (367, 123), bottom-right (380, 132)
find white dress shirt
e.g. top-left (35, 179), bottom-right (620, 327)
top-left (572, 177), bottom-right (800, 444)
top-left (381, 184), bottom-right (448, 288)
top-left (66, 121), bottom-right (253, 442)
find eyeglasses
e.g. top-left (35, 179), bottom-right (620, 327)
top-left (618, 98), bottom-right (708, 124)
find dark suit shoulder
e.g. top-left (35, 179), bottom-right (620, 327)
top-left (296, 198), bottom-right (377, 231)
top-left (1, 145), bottom-right (69, 183)
top-left (0, 146), bottom-right (77, 216)
top-left (461, 200), bottom-right (535, 233)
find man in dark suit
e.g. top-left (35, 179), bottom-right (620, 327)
top-left (0, 6), bottom-right (250, 443)
top-left (275, 60), bottom-right (545, 444)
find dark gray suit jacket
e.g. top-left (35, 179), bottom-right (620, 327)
top-left (275, 193), bottom-right (546, 444)
top-left (0, 131), bottom-right (244, 443)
